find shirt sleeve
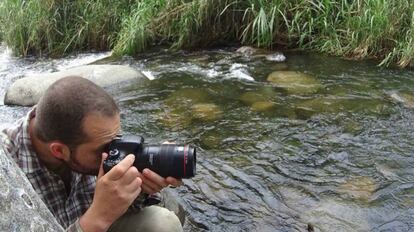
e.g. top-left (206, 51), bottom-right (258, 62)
top-left (65, 218), bottom-right (84, 232)
top-left (1, 128), bottom-right (16, 155)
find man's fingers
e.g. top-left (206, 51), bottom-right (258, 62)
top-left (107, 154), bottom-right (135, 181)
top-left (142, 169), bottom-right (169, 188)
top-left (140, 175), bottom-right (162, 193)
top-left (141, 183), bottom-right (158, 194)
top-left (166, 177), bottom-right (183, 187)
top-left (120, 167), bottom-right (140, 185)
top-left (97, 153), bottom-right (108, 179)
top-left (123, 176), bottom-right (142, 193)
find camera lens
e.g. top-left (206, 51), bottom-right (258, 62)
top-left (103, 135), bottom-right (197, 178)
top-left (138, 144), bottom-right (196, 178)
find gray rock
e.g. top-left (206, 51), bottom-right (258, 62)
top-left (265, 53), bottom-right (286, 62)
top-left (0, 144), bottom-right (64, 231)
top-left (236, 46), bottom-right (257, 56)
top-left (390, 92), bottom-right (414, 108)
top-left (236, 46), bottom-right (286, 62)
top-left (4, 65), bottom-right (148, 106)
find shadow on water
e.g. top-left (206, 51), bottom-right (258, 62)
top-left (1, 46), bottom-right (414, 231)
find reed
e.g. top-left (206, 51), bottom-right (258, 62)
top-left (0, 0), bottom-right (413, 67)
top-left (0, 0), bottom-right (132, 56)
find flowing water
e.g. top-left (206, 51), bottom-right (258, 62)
top-left (1, 46), bottom-right (414, 232)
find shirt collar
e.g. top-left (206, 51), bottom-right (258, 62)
top-left (19, 106), bottom-right (44, 174)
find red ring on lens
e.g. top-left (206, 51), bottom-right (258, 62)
top-left (183, 145), bottom-right (188, 177)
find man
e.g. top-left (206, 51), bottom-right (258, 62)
top-left (1, 76), bottom-right (183, 232)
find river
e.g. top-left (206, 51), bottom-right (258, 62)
top-left (1, 45), bottom-right (414, 232)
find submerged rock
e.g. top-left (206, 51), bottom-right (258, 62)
top-left (200, 130), bottom-right (223, 149)
top-left (5, 65), bottom-right (148, 106)
top-left (191, 103), bottom-right (222, 121)
top-left (271, 63), bottom-right (289, 71)
top-left (390, 92), bottom-right (414, 108)
top-left (164, 88), bottom-right (210, 108)
top-left (239, 92), bottom-right (269, 105)
top-left (160, 88), bottom-right (213, 129)
top-left (267, 71), bottom-right (321, 94)
top-left (338, 176), bottom-right (377, 202)
top-left (157, 110), bottom-right (192, 131)
top-left (342, 120), bottom-right (364, 135)
top-left (0, 145), bottom-right (64, 231)
top-left (296, 98), bottom-right (343, 113)
top-left (295, 97), bottom-right (389, 117)
top-left (239, 87), bottom-right (277, 105)
top-left (251, 101), bottom-right (275, 112)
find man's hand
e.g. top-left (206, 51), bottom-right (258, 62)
top-left (139, 168), bottom-right (183, 194)
top-left (79, 153), bottom-right (142, 232)
top-left (138, 140), bottom-right (183, 194)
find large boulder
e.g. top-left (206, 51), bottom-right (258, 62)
top-left (4, 65), bottom-right (148, 106)
top-left (0, 145), bottom-right (64, 231)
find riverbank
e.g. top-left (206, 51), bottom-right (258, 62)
top-left (0, 0), bottom-right (413, 68)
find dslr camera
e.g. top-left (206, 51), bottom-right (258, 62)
top-left (103, 135), bottom-right (196, 178)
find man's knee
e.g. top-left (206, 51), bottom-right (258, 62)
top-left (141, 206), bottom-right (183, 232)
top-left (109, 206), bottom-right (183, 232)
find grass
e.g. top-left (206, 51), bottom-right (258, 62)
top-left (0, 0), bottom-right (413, 68)
top-left (0, 0), bottom-right (132, 56)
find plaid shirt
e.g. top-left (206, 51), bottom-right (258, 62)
top-left (0, 108), bottom-right (93, 231)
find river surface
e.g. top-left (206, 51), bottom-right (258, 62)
top-left (1, 45), bottom-right (414, 232)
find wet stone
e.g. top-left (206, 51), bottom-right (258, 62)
top-left (236, 46), bottom-right (258, 56)
top-left (265, 53), bottom-right (286, 62)
top-left (200, 131), bottom-right (222, 150)
top-left (164, 88), bottom-right (210, 108)
top-left (267, 71), bottom-right (322, 94)
top-left (157, 111), bottom-right (192, 131)
top-left (338, 176), bottom-right (377, 202)
top-left (239, 87), bottom-right (277, 106)
top-left (296, 98), bottom-right (344, 114)
top-left (390, 92), bottom-right (414, 108)
top-left (251, 101), bottom-right (275, 112)
top-left (239, 92), bottom-right (268, 105)
top-left (191, 103), bottom-right (222, 121)
top-left (342, 120), bottom-right (364, 135)
top-left (271, 63), bottom-right (289, 71)
top-left (160, 88), bottom-right (212, 129)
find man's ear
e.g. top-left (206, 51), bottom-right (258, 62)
top-left (49, 142), bottom-right (71, 161)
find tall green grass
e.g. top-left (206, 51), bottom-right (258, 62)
top-left (0, 0), bottom-right (413, 67)
top-left (0, 0), bottom-right (133, 56)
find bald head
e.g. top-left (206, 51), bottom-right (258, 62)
top-left (35, 76), bottom-right (119, 149)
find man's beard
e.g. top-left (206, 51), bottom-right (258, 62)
top-left (67, 159), bottom-right (99, 176)
top-left (66, 149), bottom-right (100, 176)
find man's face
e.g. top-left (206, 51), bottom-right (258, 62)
top-left (66, 112), bottom-right (121, 175)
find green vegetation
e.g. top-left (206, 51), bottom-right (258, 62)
top-left (0, 0), bottom-right (413, 67)
top-left (0, 0), bottom-right (132, 56)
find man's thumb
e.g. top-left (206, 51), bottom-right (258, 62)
top-left (98, 153), bottom-right (108, 179)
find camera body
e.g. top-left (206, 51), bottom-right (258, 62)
top-left (103, 135), bottom-right (196, 178)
